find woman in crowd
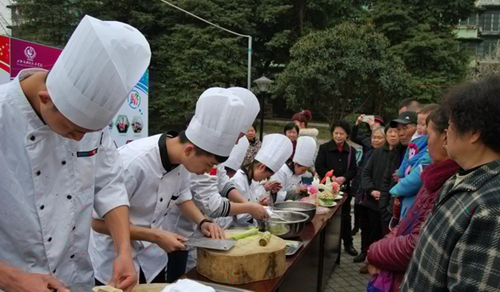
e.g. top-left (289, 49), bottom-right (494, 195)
top-left (366, 106), bottom-right (460, 291)
top-left (316, 120), bottom-right (358, 256)
top-left (355, 125), bottom-right (399, 267)
top-left (284, 122), bottom-right (299, 160)
top-left (351, 115), bottom-right (385, 235)
top-left (243, 122), bottom-right (262, 166)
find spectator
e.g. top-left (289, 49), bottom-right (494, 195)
top-left (401, 76), bottom-right (500, 291)
top-left (398, 98), bottom-right (422, 114)
top-left (243, 122), bottom-right (262, 166)
top-left (351, 114), bottom-right (385, 235)
top-left (352, 126), bottom-right (390, 264)
top-left (379, 111), bottom-right (417, 233)
top-left (389, 104), bottom-right (438, 223)
top-left (316, 120), bottom-right (358, 256)
top-left (284, 122), bottom-right (299, 160)
top-left (366, 106), bottom-right (459, 291)
top-left (292, 110), bottom-right (319, 172)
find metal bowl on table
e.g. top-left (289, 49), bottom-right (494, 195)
top-left (260, 210), bottom-right (309, 239)
top-left (273, 201), bottom-right (316, 223)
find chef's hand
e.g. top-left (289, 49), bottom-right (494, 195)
top-left (264, 181), bottom-right (281, 192)
top-left (249, 203), bottom-right (268, 220)
top-left (0, 270), bottom-right (67, 292)
top-left (258, 196), bottom-right (270, 206)
top-left (270, 184), bottom-right (282, 194)
top-left (110, 253), bottom-right (137, 292)
top-left (201, 222), bottom-right (225, 239)
top-left (154, 231), bottom-right (188, 253)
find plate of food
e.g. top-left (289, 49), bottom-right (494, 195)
top-left (333, 194), bottom-right (343, 200)
top-left (318, 193), bottom-right (337, 207)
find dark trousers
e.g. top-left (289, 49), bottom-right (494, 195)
top-left (341, 193), bottom-right (354, 247)
top-left (95, 266), bottom-right (166, 285)
top-left (353, 202), bottom-right (361, 231)
top-left (166, 251), bottom-right (189, 283)
top-left (380, 208), bottom-right (392, 236)
top-left (360, 205), bottom-right (383, 254)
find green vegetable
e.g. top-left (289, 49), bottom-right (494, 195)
top-left (259, 231), bottom-right (272, 246)
top-left (232, 228), bottom-right (258, 240)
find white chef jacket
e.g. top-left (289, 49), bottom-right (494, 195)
top-left (0, 69), bottom-right (129, 286)
top-left (89, 132), bottom-right (192, 283)
top-left (271, 164), bottom-right (301, 203)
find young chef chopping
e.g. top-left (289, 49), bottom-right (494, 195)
top-left (0, 15), bottom-right (151, 291)
top-left (164, 87), bottom-right (267, 279)
top-left (89, 87), bottom-right (246, 284)
top-left (270, 136), bottom-right (317, 203)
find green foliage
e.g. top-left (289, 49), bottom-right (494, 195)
top-left (274, 22), bottom-right (412, 124)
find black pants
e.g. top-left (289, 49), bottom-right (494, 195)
top-left (95, 265), bottom-right (166, 285)
top-left (166, 250), bottom-right (189, 283)
top-left (353, 202), bottom-right (361, 231)
top-left (380, 208), bottom-right (392, 236)
top-left (341, 193), bottom-right (354, 247)
top-left (360, 205), bottom-right (383, 254)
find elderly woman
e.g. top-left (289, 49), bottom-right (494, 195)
top-left (316, 120), bottom-right (358, 256)
top-left (354, 125), bottom-right (399, 265)
top-left (401, 77), bottom-right (500, 291)
top-left (366, 106), bottom-right (460, 291)
top-left (243, 122), bottom-right (262, 166)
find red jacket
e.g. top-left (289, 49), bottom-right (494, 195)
top-left (366, 159), bottom-right (459, 291)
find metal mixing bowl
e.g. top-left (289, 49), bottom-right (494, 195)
top-left (259, 210), bottom-right (309, 239)
top-left (273, 201), bottom-right (317, 223)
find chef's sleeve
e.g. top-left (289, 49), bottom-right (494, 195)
top-left (93, 129), bottom-right (130, 218)
top-left (216, 166), bottom-right (236, 197)
top-left (191, 173), bottom-right (231, 218)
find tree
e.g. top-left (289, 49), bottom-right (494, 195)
top-left (274, 22), bottom-right (412, 124)
top-left (466, 41), bottom-right (500, 82)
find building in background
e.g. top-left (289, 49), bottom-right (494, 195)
top-left (455, 0), bottom-right (500, 57)
top-left (0, 0), bottom-right (11, 36)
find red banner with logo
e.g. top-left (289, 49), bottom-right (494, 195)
top-left (0, 36), bottom-right (10, 84)
top-left (10, 38), bottom-right (62, 79)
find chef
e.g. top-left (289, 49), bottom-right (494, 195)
top-left (270, 136), bottom-right (316, 203)
top-left (163, 87), bottom-right (267, 279)
top-left (0, 15), bottom-right (150, 291)
top-left (89, 88), bottom-right (245, 285)
top-left (223, 136), bottom-right (250, 178)
top-left (230, 134), bottom-right (293, 226)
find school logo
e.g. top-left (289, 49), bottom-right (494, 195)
top-left (24, 46), bottom-right (36, 61)
top-left (127, 90), bottom-right (141, 109)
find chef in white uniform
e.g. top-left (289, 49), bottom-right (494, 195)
top-left (0, 15), bottom-right (150, 291)
top-left (89, 88), bottom-right (245, 284)
top-left (230, 134), bottom-right (293, 226)
top-left (270, 136), bottom-right (316, 203)
top-left (224, 135), bottom-right (250, 178)
top-left (164, 87), bottom-right (266, 276)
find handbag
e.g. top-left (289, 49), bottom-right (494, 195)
top-left (366, 271), bottom-right (394, 292)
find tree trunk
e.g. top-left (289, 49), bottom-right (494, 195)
top-left (298, 0), bottom-right (305, 36)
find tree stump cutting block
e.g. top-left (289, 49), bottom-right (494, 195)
top-left (196, 231), bottom-right (287, 284)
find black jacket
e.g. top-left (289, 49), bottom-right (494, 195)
top-left (361, 145), bottom-right (392, 211)
top-left (379, 144), bottom-right (407, 214)
top-left (315, 140), bottom-right (358, 192)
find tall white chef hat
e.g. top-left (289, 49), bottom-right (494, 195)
top-left (47, 15), bottom-right (151, 130)
top-left (186, 88), bottom-right (246, 157)
top-left (228, 87), bottom-right (260, 133)
top-left (223, 136), bottom-right (250, 171)
top-left (255, 134), bottom-right (293, 173)
top-left (293, 136), bottom-right (316, 167)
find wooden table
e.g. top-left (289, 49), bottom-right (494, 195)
top-left (184, 198), bottom-right (344, 292)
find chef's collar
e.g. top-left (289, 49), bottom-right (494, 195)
top-left (241, 166), bottom-right (252, 186)
top-left (286, 159), bottom-right (295, 174)
top-left (158, 130), bottom-right (180, 173)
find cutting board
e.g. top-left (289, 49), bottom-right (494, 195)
top-left (92, 284), bottom-right (167, 292)
top-left (196, 228), bottom-right (287, 285)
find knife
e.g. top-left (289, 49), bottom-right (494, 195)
top-left (185, 237), bottom-right (235, 251)
top-left (65, 284), bottom-right (96, 292)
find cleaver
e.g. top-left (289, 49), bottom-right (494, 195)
top-left (185, 237), bottom-right (235, 251)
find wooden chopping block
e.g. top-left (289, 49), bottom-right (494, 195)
top-left (93, 284), bottom-right (168, 292)
top-left (196, 230), bottom-right (287, 284)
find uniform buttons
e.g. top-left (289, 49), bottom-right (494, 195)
top-left (70, 254), bottom-right (75, 259)
top-left (40, 205), bottom-right (45, 210)
top-left (48, 237), bottom-right (52, 242)
top-left (36, 170), bottom-right (41, 176)
top-left (164, 213), bottom-right (168, 217)
top-left (52, 269), bottom-right (56, 273)
top-left (160, 198), bottom-right (163, 202)
top-left (178, 173), bottom-right (180, 176)
top-left (72, 226), bottom-right (76, 231)
top-left (62, 161), bottom-right (66, 165)
top-left (152, 220), bottom-right (156, 224)
top-left (67, 195), bottom-right (72, 200)
top-left (30, 136), bottom-right (35, 141)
